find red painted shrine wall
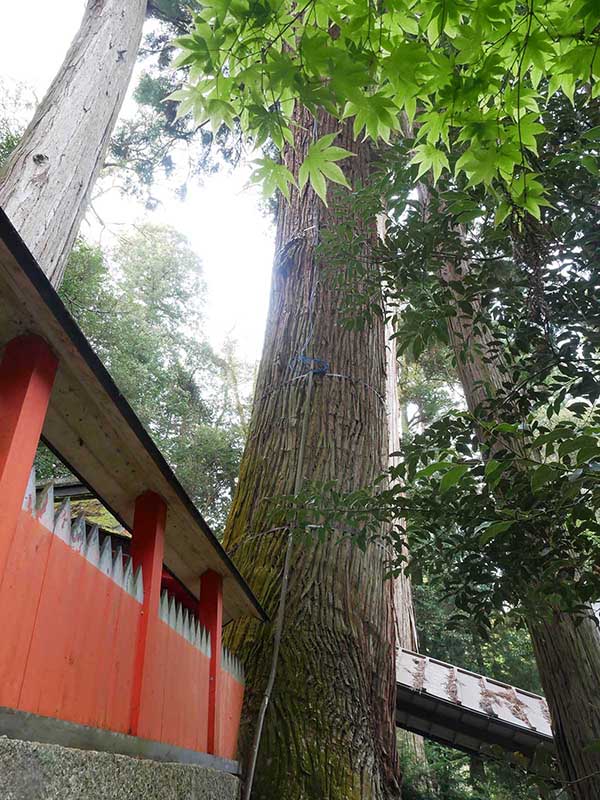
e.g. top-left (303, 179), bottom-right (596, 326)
top-left (0, 509), bottom-right (140, 732)
top-left (218, 669), bottom-right (245, 760)
top-left (0, 505), bottom-right (245, 757)
top-left (0, 334), bottom-right (245, 763)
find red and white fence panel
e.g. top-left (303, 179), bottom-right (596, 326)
top-left (0, 308), bottom-right (252, 765)
top-left (0, 469), bottom-right (245, 758)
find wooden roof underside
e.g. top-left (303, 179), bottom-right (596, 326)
top-left (0, 210), bottom-right (265, 624)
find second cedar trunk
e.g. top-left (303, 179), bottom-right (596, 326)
top-left (0, 0), bottom-right (146, 288)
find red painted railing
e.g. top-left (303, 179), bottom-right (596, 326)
top-left (218, 652), bottom-right (246, 760)
top-left (0, 335), bottom-right (245, 761)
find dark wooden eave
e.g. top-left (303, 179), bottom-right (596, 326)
top-left (0, 208), bottom-right (266, 625)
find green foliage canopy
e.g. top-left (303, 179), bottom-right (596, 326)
top-left (174, 0), bottom-right (600, 212)
top-left (58, 227), bottom-right (250, 532)
top-left (108, 0), bottom-right (241, 203)
top-left (267, 90), bottom-right (600, 634)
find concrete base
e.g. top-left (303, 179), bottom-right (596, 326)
top-left (0, 736), bottom-right (241, 800)
top-left (0, 706), bottom-right (239, 774)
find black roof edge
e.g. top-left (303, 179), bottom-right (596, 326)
top-left (0, 208), bottom-right (267, 623)
top-left (395, 718), bottom-right (550, 763)
top-left (395, 683), bottom-right (554, 743)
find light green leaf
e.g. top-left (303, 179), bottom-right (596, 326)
top-left (479, 520), bottom-right (514, 545)
top-left (298, 134), bottom-right (354, 204)
top-left (250, 158), bottom-right (296, 200)
top-left (416, 461), bottom-right (454, 478)
top-left (410, 143), bottom-right (450, 183)
top-left (440, 464), bottom-right (469, 493)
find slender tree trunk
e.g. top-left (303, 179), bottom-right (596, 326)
top-left (223, 106), bottom-right (400, 800)
top-left (381, 224), bottom-right (421, 667)
top-left (528, 613), bottom-right (600, 800)
top-left (0, 0), bottom-right (147, 288)
top-left (397, 356), bottom-right (411, 438)
top-left (385, 320), bottom-right (427, 770)
top-left (469, 755), bottom-right (486, 795)
top-left (440, 246), bottom-right (600, 800)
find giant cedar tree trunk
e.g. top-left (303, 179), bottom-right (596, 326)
top-left (223, 106), bottom-right (400, 800)
top-left (440, 254), bottom-right (600, 800)
top-left (0, 0), bottom-right (147, 288)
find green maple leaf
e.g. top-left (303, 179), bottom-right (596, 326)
top-left (508, 173), bottom-right (553, 220)
top-left (455, 143), bottom-right (516, 187)
top-left (343, 93), bottom-right (401, 142)
top-left (409, 143), bottom-right (450, 183)
top-left (251, 158), bottom-right (296, 200)
top-left (298, 133), bottom-right (354, 204)
top-left (506, 114), bottom-right (546, 156)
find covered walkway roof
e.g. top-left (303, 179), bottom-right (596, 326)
top-left (396, 648), bottom-right (554, 761)
top-left (0, 209), bottom-right (266, 625)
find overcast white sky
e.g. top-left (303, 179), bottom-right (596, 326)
top-left (0, 1), bottom-right (274, 362)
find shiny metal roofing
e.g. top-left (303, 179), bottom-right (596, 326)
top-left (396, 648), bottom-right (554, 760)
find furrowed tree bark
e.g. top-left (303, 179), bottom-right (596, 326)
top-left (439, 237), bottom-right (600, 800)
top-left (385, 319), bottom-right (428, 770)
top-left (0, 0), bottom-right (147, 288)
top-left (528, 613), bottom-right (600, 800)
top-left (223, 106), bottom-right (401, 800)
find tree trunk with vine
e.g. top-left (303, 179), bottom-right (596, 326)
top-left (385, 320), bottom-right (428, 769)
top-left (440, 254), bottom-right (600, 800)
top-left (223, 105), bottom-right (401, 800)
top-left (0, 0), bottom-right (147, 288)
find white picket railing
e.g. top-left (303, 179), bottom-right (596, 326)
top-left (22, 467), bottom-right (245, 685)
top-left (222, 646), bottom-right (245, 684)
top-left (159, 589), bottom-right (212, 658)
top-left (22, 467), bottom-right (143, 603)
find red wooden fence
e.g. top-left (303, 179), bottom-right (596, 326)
top-left (218, 651), bottom-right (246, 760)
top-left (0, 477), bottom-right (244, 757)
top-left (0, 334), bottom-right (245, 762)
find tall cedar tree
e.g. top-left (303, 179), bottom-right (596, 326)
top-left (0, 0), bottom-right (146, 287)
top-left (222, 106), bottom-right (400, 800)
top-left (440, 224), bottom-right (600, 800)
top-left (369, 118), bottom-right (600, 795)
top-left (401, 154), bottom-right (600, 796)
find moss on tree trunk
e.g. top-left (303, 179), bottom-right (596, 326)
top-left (223, 107), bottom-right (401, 800)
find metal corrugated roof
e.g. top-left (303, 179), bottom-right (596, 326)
top-left (396, 648), bottom-right (554, 761)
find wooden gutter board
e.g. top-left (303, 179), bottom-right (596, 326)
top-left (0, 210), bottom-right (266, 625)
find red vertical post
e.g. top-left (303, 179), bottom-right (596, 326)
top-left (199, 569), bottom-right (223, 755)
top-left (0, 335), bottom-right (58, 567)
top-left (129, 490), bottom-right (167, 736)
